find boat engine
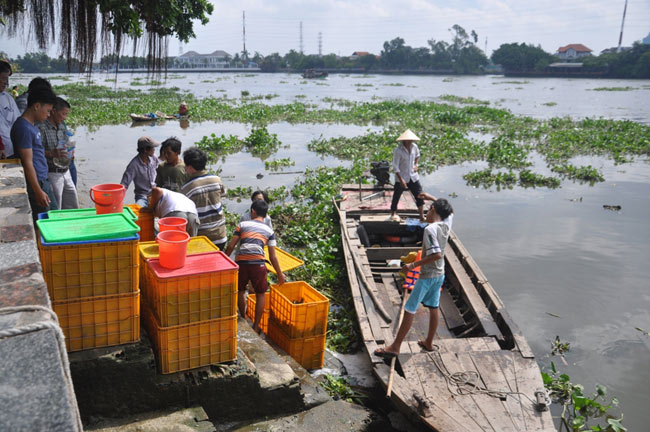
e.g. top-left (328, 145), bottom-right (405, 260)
top-left (370, 161), bottom-right (390, 186)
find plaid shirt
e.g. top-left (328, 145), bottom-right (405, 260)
top-left (36, 119), bottom-right (69, 171)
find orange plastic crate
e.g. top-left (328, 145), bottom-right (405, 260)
top-left (53, 291), bottom-right (140, 352)
top-left (268, 319), bottom-right (325, 370)
top-left (39, 237), bottom-right (139, 301)
top-left (143, 306), bottom-right (237, 374)
top-left (246, 292), bottom-right (270, 334)
top-left (143, 252), bottom-right (238, 326)
top-left (269, 281), bottom-right (329, 339)
top-left (126, 204), bottom-right (155, 241)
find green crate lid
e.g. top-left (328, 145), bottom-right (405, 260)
top-left (47, 207), bottom-right (137, 220)
top-left (36, 213), bottom-right (141, 243)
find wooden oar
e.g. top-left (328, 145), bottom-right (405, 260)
top-left (333, 199), bottom-right (393, 323)
top-left (386, 277), bottom-right (409, 398)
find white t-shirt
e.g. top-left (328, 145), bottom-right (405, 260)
top-left (0, 92), bottom-right (20, 157)
top-left (392, 142), bottom-right (420, 183)
top-left (155, 188), bottom-right (198, 218)
top-left (420, 214), bottom-right (454, 278)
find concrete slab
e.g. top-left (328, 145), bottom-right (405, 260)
top-left (233, 400), bottom-right (376, 432)
top-left (86, 407), bottom-right (215, 432)
top-left (236, 317), bottom-right (297, 390)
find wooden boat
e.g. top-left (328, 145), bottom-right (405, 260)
top-left (302, 69), bottom-right (328, 79)
top-left (129, 111), bottom-right (177, 122)
top-left (336, 183), bottom-right (556, 431)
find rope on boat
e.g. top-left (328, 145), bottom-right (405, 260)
top-left (426, 345), bottom-right (537, 406)
top-left (0, 305), bottom-right (83, 431)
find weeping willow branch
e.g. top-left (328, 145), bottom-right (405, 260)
top-left (0, 0), bottom-right (212, 74)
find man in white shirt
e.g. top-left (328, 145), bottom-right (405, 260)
top-left (0, 60), bottom-right (20, 159)
top-left (390, 129), bottom-right (425, 222)
top-left (150, 187), bottom-right (199, 236)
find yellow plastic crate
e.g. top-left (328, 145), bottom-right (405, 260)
top-left (268, 319), bottom-right (325, 370)
top-left (269, 281), bottom-right (329, 339)
top-left (246, 292), bottom-right (270, 334)
top-left (264, 246), bottom-right (304, 274)
top-left (39, 237), bottom-right (139, 301)
top-left (126, 204), bottom-right (155, 241)
top-left (143, 252), bottom-right (238, 326)
top-left (53, 291), bottom-right (140, 352)
top-left (138, 236), bottom-right (219, 298)
top-left (143, 306), bottom-right (237, 374)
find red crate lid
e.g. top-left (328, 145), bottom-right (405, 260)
top-left (148, 251), bottom-right (238, 278)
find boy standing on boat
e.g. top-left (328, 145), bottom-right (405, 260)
top-left (120, 136), bottom-right (160, 207)
top-left (224, 199), bottom-right (285, 334)
top-left (390, 129), bottom-right (425, 222)
top-left (375, 198), bottom-right (454, 358)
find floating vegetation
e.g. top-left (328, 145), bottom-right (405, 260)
top-left (442, 78), bottom-right (454, 82)
top-left (201, 80), bottom-right (215, 83)
top-left (240, 90), bottom-right (250, 97)
top-left (493, 80), bottom-right (530, 85)
top-left (226, 186), bottom-right (254, 200)
top-left (354, 83), bottom-right (373, 87)
top-left (382, 83), bottom-right (405, 86)
top-left (351, 74), bottom-right (374, 79)
top-left (265, 93), bottom-right (279, 99)
top-left (551, 164), bottom-right (604, 184)
top-left (315, 82), bottom-right (329, 86)
top-left (265, 158), bottom-right (295, 171)
top-left (486, 136), bottom-right (531, 169)
top-left (320, 375), bottom-right (366, 404)
top-left (356, 88), bottom-right (368, 92)
top-left (542, 102), bottom-right (557, 106)
top-left (104, 78), bottom-right (116, 83)
top-left (464, 169), bottom-right (560, 190)
top-left (591, 86), bottom-right (636, 91)
top-left (439, 94), bottom-right (490, 105)
top-left (295, 94), bottom-right (307, 98)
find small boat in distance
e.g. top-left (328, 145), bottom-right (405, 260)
top-left (130, 111), bottom-right (187, 122)
top-left (302, 69), bottom-right (328, 79)
top-left (336, 183), bottom-right (556, 431)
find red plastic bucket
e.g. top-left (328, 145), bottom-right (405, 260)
top-left (158, 217), bottom-right (188, 233)
top-left (157, 230), bottom-right (190, 269)
top-left (90, 184), bottom-right (126, 215)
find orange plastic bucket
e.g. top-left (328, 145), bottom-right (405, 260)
top-left (158, 217), bottom-right (188, 233)
top-left (157, 230), bottom-right (190, 269)
top-left (90, 184), bottom-right (126, 214)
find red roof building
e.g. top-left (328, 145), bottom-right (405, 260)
top-left (555, 44), bottom-right (593, 60)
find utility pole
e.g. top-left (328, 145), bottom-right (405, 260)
top-left (242, 11), bottom-right (247, 62)
top-left (299, 21), bottom-right (304, 54)
top-left (617, 0), bottom-right (628, 53)
top-left (484, 36), bottom-right (488, 55)
top-left (318, 32), bottom-right (322, 56)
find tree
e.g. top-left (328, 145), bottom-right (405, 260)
top-left (381, 37), bottom-right (411, 69)
top-left (1, 0), bottom-right (213, 72)
top-left (491, 43), bottom-right (555, 71)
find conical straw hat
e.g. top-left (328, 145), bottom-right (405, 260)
top-left (396, 129), bottom-right (420, 142)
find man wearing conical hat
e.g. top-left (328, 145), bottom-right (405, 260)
top-left (390, 129), bottom-right (425, 221)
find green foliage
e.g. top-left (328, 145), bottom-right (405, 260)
top-left (491, 43), bottom-right (555, 71)
top-left (551, 336), bottom-right (570, 356)
top-left (518, 170), bottom-right (561, 188)
top-left (439, 94), bottom-right (490, 105)
top-left (320, 375), bottom-right (367, 404)
top-left (486, 136), bottom-right (531, 169)
top-left (551, 164), bottom-right (604, 184)
top-left (264, 158), bottom-right (295, 171)
top-left (463, 169), bottom-right (518, 190)
top-left (591, 87), bottom-right (636, 92)
top-left (542, 362), bottom-right (626, 432)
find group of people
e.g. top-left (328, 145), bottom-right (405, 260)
top-left (0, 63), bottom-right (79, 219)
top-left (120, 139), bottom-right (284, 334)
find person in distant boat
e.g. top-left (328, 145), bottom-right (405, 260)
top-left (181, 147), bottom-right (228, 250)
top-left (390, 129), bottom-right (425, 222)
top-left (155, 137), bottom-right (188, 192)
top-left (225, 199), bottom-right (285, 334)
top-left (149, 187), bottom-right (199, 236)
top-left (120, 136), bottom-right (160, 208)
top-left (178, 101), bottom-right (188, 116)
top-left (374, 198), bottom-right (454, 359)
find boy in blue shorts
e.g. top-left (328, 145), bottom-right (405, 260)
top-left (375, 198), bottom-right (454, 358)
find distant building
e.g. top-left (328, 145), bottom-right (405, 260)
top-left (600, 47), bottom-right (632, 55)
top-left (174, 50), bottom-right (231, 68)
top-left (555, 44), bottom-right (592, 60)
top-left (349, 51), bottom-right (371, 60)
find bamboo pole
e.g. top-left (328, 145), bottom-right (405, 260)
top-left (386, 282), bottom-right (409, 398)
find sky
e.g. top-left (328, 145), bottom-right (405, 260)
top-left (2, 0), bottom-right (650, 59)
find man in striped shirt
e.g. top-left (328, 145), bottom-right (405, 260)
top-left (181, 147), bottom-right (227, 249)
top-left (225, 200), bottom-right (285, 334)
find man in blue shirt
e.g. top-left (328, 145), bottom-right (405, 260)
top-left (11, 88), bottom-right (59, 220)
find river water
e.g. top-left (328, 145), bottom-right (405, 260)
top-left (14, 72), bottom-right (650, 430)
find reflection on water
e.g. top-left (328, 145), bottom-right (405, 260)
top-left (25, 71), bottom-right (650, 430)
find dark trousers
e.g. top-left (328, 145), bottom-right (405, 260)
top-left (27, 178), bottom-right (59, 222)
top-left (390, 179), bottom-right (424, 212)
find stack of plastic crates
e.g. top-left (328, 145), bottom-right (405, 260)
top-left (126, 204), bottom-right (155, 241)
top-left (36, 210), bottom-right (141, 352)
top-left (140, 250), bottom-right (238, 374)
top-left (268, 281), bottom-right (329, 369)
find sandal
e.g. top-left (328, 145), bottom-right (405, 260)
top-left (417, 340), bottom-right (436, 352)
top-left (374, 347), bottom-right (398, 359)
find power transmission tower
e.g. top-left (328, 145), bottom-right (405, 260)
top-left (299, 21), bottom-right (304, 54)
top-left (242, 11), bottom-right (247, 61)
top-left (318, 32), bottom-right (322, 56)
top-left (617, 0), bottom-right (628, 52)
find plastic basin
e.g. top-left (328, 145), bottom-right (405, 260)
top-left (157, 230), bottom-right (190, 269)
top-left (90, 184), bottom-right (126, 215)
top-left (158, 217), bottom-right (188, 232)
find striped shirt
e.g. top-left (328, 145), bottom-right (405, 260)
top-left (233, 219), bottom-right (277, 264)
top-left (181, 171), bottom-right (226, 244)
